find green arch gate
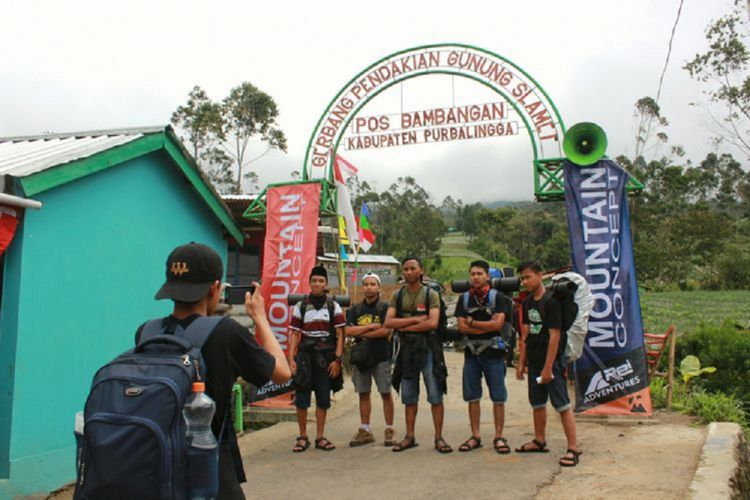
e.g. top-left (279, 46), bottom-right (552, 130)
top-left (303, 43), bottom-right (568, 201)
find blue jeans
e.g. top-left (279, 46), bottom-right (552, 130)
top-left (462, 353), bottom-right (507, 404)
top-left (527, 360), bottom-right (570, 412)
top-left (400, 350), bottom-right (443, 405)
top-left (295, 360), bottom-right (332, 410)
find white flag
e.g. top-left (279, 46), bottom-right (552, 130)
top-left (333, 155), bottom-right (360, 255)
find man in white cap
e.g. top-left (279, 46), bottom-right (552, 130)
top-left (345, 272), bottom-right (396, 446)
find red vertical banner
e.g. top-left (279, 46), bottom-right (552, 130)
top-left (0, 205), bottom-right (19, 256)
top-left (250, 182), bottom-right (321, 406)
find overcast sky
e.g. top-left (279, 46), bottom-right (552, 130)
top-left (0, 0), bottom-right (740, 203)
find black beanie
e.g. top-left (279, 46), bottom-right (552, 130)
top-left (310, 265), bottom-right (328, 281)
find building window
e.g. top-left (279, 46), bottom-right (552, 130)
top-left (227, 244), bottom-right (260, 285)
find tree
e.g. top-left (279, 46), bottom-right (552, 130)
top-left (171, 82), bottom-right (287, 194)
top-left (220, 82), bottom-right (287, 194)
top-left (171, 86), bottom-right (233, 192)
top-left (633, 96), bottom-right (669, 161)
top-left (369, 176), bottom-right (443, 258)
top-left (685, 6), bottom-right (750, 158)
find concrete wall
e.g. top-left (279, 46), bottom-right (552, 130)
top-left (0, 151), bottom-right (227, 496)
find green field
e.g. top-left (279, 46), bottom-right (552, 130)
top-left (439, 232), bottom-right (484, 259)
top-left (640, 290), bottom-right (750, 335)
top-left (437, 232), bottom-right (750, 334)
top-left (431, 233), bottom-right (510, 288)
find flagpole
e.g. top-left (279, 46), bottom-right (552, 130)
top-left (336, 217), bottom-right (348, 295)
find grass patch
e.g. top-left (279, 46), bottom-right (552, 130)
top-left (439, 232), bottom-right (484, 258)
top-left (432, 232), bottom-right (509, 287)
top-left (640, 290), bottom-right (750, 335)
top-left (426, 255), bottom-right (510, 292)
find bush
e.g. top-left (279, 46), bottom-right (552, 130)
top-left (685, 388), bottom-right (747, 427)
top-left (650, 376), bottom-right (748, 433)
top-left (716, 242), bottom-right (750, 289)
top-left (676, 320), bottom-right (750, 404)
top-left (649, 377), bottom-right (668, 409)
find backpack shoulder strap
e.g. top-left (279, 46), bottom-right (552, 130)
top-left (299, 298), bottom-right (309, 328)
top-left (424, 285), bottom-right (430, 308)
top-left (327, 296), bottom-right (336, 336)
top-left (137, 319), bottom-right (166, 344)
top-left (462, 292), bottom-right (470, 311)
top-left (488, 289), bottom-right (497, 313)
top-left (349, 302), bottom-right (361, 321)
top-left (539, 290), bottom-right (554, 320)
top-left (179, 316), bottom-right (225, 350)
top-left (396, 287), bottom-right (405, 318)
top-left (377, 300), bottom-right (389, 322)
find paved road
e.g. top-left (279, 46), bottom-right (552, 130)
top-left (50, 351), bottom-right (705, 500)
top-left (236, 351), bottom-right (705, 500)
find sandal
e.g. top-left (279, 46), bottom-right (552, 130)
top-left (434, 437), bottom-right (453, 454)
top-left (515, 439), bottom-right (549, 453)
top-left (292, 436), bottom-right (310, 453)
top-left (493, 437), bottom-right (511, 454)
top-left (392, 435), bottom-right (419, 452)
top-left (458, 436), bottom-right (483, 452)
top-left (314, 437), bottom-right (336, 451)
top-left (559, 449), bottom-right (582, 467)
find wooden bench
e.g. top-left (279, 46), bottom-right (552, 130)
top-left (644, 325), bottom-right (676, 377)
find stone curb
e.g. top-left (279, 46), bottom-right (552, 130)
top-left (688, 422), bottom-right (748, 499)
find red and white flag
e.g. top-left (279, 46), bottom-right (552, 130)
top-left (333, 155), bottom-right (360, 255)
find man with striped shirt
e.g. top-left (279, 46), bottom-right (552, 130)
top-left (288, 266), bottom-right (346, 452)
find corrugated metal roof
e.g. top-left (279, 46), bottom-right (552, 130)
top-left (321, 252), bottom-right (399, 264)
top-left (222, 194), bottom-right (259, 201)
top-left (0, 126), bottom-right (163, 178)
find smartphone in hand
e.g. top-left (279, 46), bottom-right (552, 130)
top-left (225, 285), bottom-right (256, 305)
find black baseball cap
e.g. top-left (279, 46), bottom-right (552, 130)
top-left (155, 242), bottom-right (224, 302)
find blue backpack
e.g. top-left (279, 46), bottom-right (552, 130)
top-left (462, 289), bottom-right (515, 349)
top-left (74, 316), bottom-right (223, 500)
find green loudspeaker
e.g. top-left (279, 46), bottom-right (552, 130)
top-left (563, 122), bottom-right (608, 166)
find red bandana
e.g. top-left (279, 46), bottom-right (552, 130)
top-left (469, 283), bottom-right (491, 304)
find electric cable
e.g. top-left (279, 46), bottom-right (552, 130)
top-left (656, 0), bottom-right (685, 103)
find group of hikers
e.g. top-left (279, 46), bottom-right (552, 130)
top-left (76, 243), bottom-right (581, 500)
top-left (285, 256), bottom-right (581, 473)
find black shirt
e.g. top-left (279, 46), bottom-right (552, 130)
top-left (346, 299), bottom-right (390, 363)
top-left (522, 293), bottom-right (565, 368)
top-left (135, 315), bottom-right (276, 437)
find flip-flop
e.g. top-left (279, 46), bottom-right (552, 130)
top-left (392, 435), bottom-right (419, 452)
top-left (515, 438), bottom-right (549, 453)
top-left (292, 436), bottom-right (310, 453)
top-left (559, 449), bottom-right (582, 467)
top-left (458, 436), bottom-right (483, 452)
top-left (493, 437), bottom-right (511, 454)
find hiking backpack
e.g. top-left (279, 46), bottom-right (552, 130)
top-left (460, 289), bottom-right (515, 347)
top-left (298, 295), bottom-right (338, 345)
top-left (395, 281), bottom-right (449, 341)
top-left (74, 316), bottom-right (223, 500)
top-left (547, 272), bottom-right (594, 362)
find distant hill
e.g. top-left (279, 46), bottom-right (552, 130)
top-left (482, 200), bottom-right (537, 209)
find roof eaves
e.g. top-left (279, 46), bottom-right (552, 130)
top-left (16, 126), bottom-right (244, 245)
top-left (0, 126), bottom-right (165, 143)
top-left (19, 131), bottom-right (165, 196)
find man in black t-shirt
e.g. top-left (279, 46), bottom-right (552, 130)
top-left (455, 260), bottom-right (512, 454)
top-left (345, 272), bottom-right (396, 447)
top-left (514, 261), bottom-right (581, 467)
top-left (141, 242), bottom-right (291, 498)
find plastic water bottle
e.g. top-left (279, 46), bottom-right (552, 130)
top-left (183, 382), bottom-right (218, 499)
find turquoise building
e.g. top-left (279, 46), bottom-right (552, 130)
top-left (0, 126), bottom-right (244, 497)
